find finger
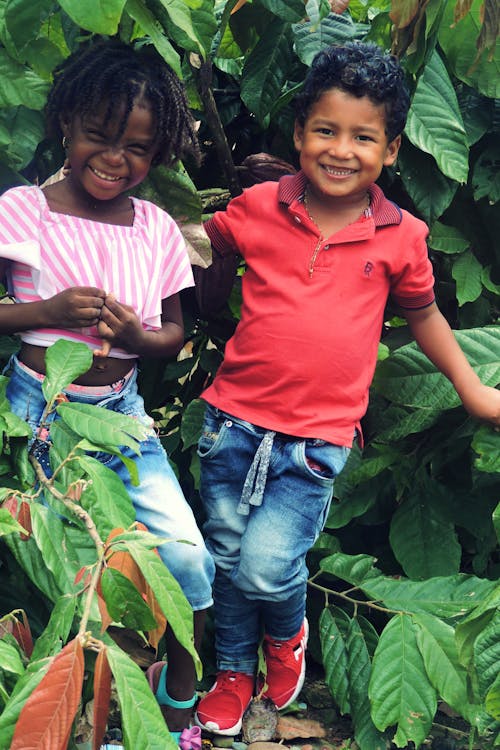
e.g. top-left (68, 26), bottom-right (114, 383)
top-left (93, 339), bottom-right (112, 358)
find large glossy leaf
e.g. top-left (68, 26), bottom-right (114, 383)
top-left (452, 250), bottom-right (483, 305)
top-left (114, 537), bottom-right (201, 675)
top-left (486, 672), bottom-right (500, 721)
top-left (389, 482), bottom-right (461, 579)
top-left (413, 613), bottom-right (478, 722)
top-left (146, 0), bottom-right (207, 56)
top-left (0, 49), bottom-right (49, 109)
top-left (241, 18), bottom-right (294, 122)
top-left (372, 327), bottom-right (500, 408)
top-left (181, 397), bottom-right (205, 450)
top-left (260, 0), bottom-right (305, 22)
top-left (93, 649), bottom-right (112, 750)
top-left (11, 638), bottom-right (84, 750)
top-left (77, 457), bottom-right (136, 536)
top-left (472, 144), bottom-right (500, 204)
top-left (345, 617), bottom-right (385, 750)
top-left (30, 503), bottom-right (82, 594)
top-left (106, 643), bottom-right (177, 750)
top-left (369, 614), bottom-right (436, 748)
top-left (43, 339), bottom-right (93, 405)
top-left (439, 0), bottom-right (500, 99)
top-left (58, 0), bottom-right (127, 34)
top-left (320, 553), bottom-right (498, 617)
top-left (474, 610), bottom-right (500, 701)
top-left (125, 0), bottom-right (181, 77)
top-left (31, 595), bottom-right (77, 661)
top-left (4, 0), bottom-right (53, 51)
top-left (293, 13), bottom-right (358, 66)
top-left (0, 640), bottom-right (24, 676)
top-left (57, 402), bottom-right (148, 454)
top-left (0, 657), bottom-right (51, 749)
top-left (428, 221), bottom-right (470, 254)
top-left (320, 607), bottom-right (350, 714)
top-left (0, 107), bottom-right (45, 171)
top-left (101, 567), bottom-right (158, 630)
top-left (406, 50), bottom-right (469, 183)
top-left (398, 138), bottom-right (458, 226)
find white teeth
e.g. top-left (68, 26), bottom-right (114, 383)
top-left (90, 166), bottom-right (121, 181)
top-left (324, 166), bottom-right (354, 176)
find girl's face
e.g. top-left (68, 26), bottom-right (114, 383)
top-left (61, 98), bottom-right (159, 204)
top-left (293, 87), bottom-right (400, 207)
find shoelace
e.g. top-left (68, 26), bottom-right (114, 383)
top-left (217, 670), bottom-right (250, 689)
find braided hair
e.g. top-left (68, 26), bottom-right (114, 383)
top-left (295, 41), bottom-right (410, 142)
top-left (45, 38), bottom-right (200, 166)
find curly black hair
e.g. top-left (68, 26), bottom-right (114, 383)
top-left (294, 41), bottom-right (410, 142)
top-left (45, 38), bottom-right (200, 167)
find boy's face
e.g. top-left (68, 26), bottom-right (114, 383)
top-left (293, 87), bottom-right (400, 206)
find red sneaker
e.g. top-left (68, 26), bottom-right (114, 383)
top-left (261, 619), bottom-right (309, 709)
top-left (194, 671), bottom-right (254, 735)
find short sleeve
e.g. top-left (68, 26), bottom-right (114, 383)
top-left (390, 213), bottom-right (435, 310)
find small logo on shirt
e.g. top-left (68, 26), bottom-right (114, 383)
top-left (364, 261), bottom-right (374, 277)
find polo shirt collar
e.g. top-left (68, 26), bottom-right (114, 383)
top-left (278, 170), bottom-right (402, 227)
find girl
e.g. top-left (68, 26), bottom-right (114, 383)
top-left (0, 38), bottom-right (214, 747)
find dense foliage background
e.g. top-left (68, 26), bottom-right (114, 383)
top-left (0, 1), bottom-right (498, 748)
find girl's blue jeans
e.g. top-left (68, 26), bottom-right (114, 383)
top-left (198, 404), bottom-right (349, 673)
top-left (5, 355), bottom-right (215, 611)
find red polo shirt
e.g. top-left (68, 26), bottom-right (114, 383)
top-left (201, 171), bottom-right (434, 446)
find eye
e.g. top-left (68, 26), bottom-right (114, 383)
top-left (317, 127), bottom-right (334, 136)
top-left (356, 134), bottom-right (374, 142)
top-left (86, 129), bottom-right (106, 141)
top-left (128, 143), bottom-right (151, 155)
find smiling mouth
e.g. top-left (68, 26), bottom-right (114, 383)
top-left (89, 166), bottom-right (122, 182)
top-left (323, 165), bottom-right (356, 176)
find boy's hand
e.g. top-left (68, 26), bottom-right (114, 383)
top-left (94, 293), bottom-right (143, 355)
top-left (459, 382), bottom-right (500, 429)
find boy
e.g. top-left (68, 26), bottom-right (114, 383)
top-left (194, 41), bottom-right (500, 735)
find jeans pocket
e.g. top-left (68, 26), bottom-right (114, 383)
top-left (300, 440), bottom-right (350, 482)
top-left (197, 408), bottom-right (227, 459)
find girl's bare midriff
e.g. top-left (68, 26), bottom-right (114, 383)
top-left (19, 342), bottom-right (135, 385)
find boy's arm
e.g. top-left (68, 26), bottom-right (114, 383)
top-left (404, 303), bottom-right (500, 427)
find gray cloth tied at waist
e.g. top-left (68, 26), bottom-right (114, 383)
top-left (237, 430), bottom-right (276, 515)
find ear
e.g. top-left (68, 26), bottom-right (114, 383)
top-left (383, 135), bottom-right (401, 167)
top-left (293, 120), bottom-right (304, 152)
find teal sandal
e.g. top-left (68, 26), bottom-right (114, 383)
top-left (147, 662), bottom-right (201, 750)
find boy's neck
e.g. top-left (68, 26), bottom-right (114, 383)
top-left (303, 185), bottom-right (370, 239)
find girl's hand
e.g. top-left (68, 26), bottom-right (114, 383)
top-left (94, 293), bottom-right (144, 355)
top-left (45, 287), bottom-right (106, 328)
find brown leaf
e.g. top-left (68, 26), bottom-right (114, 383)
top-left (389, 0), bottom-right (421, 28)
top-left (0, 611), bottom-right (33, 657)
top-left (92, 649), bottom-right (112, 750)
top-left (277, 715), bottom-right (327, 740)
top-left (11, 638), bottom-right (84, 750)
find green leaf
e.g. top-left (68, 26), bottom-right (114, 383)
top-left (414, 612), bottom-right (478, 723)
top-left (452, 251), bottom-right (483, 306)
top-left (406, 50), bottom-right (469, 183)
top-left (0, 640), bottom-right (24, 676)
top-left (0, 49), bottom-right (49, 109)
top-left (472, 144), bottom-right (500, 204)
top-left (486, 672), bottom-right (500, 721)
top-left (494, 501), bottom-right (500, 545)
top-left (77, 457), bottom-right (136, 536)
top-left (260, 0), bottom-right (305, 22)
top-left (428, 221), bottom-right (470, 254)
top-left (30, 503), bottom-right (82, 594)
top-left (0, 507), bottom-right (27, 537)
top-left (0, 657), bottom-right (51, 750)
top-left (389, 482), bottom-right (461, 579)
top-left (471, 425), bottom-right (500, 473)
top-left (293, 13), bottom-right (357, 67)
top-left (106, 643), bottom-right (177, 750)
top-left (124, 0), bottom-right (181, 77)
top-left (30, 594), bottom-right (77, 661)
top-left (101, 568), bottom-right (158, 630)
top-left (320, 607), bottom-right (351, 714)
top-left (439, 0), bottom-right (500, 99)
top-left (474, 610), bottom-right (500, 701)
top-left (42, 340), bottom-right (93, 404)
top-left (241, 18), bottom-right (294, 122)
top-left (115, 538), bottom-right (201, 677)
top-left (345, 617), bottom-right (385, 750)
top-left (56, 402), bottom-right (149, 455)
top-left (4, 0), bottom-right (54, 51)
top-left (369, 614), bottom-right (437, 748)
top-left (0, 107), bottom-right (45, 171)
top-left (181, 398), bottom-right (205, 450)
top-left (372, 327), bottom-right (500, 409)
top-left (58, 0), bottom-right (127, 35)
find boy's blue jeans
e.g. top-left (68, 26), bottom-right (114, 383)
top-left (5, 355), bottom-right (215, 611)
top-left (198, 404), bottom-right (349, 673)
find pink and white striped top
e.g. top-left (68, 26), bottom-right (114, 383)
top-left (0, 185), bottom-right (194, 358)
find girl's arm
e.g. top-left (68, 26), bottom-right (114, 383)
top-left (404, 302), bottom-right (500, 426)
top-left (0, 285), bottom-right (106, 335)
top-left (95, 293), bottom-right (184, 359)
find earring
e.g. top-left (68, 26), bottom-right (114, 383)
top-left (62, 136), bottom-right (70, 149)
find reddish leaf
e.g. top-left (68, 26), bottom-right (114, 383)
top-left (92, 649), bottom-right (112, 750)
top-left (145, 582), bottom-right (167, 652)
top-left (18, 501), bottom-right (32, 541)
top-left (74, 566), bottom-right (91, 588)
top-left (11, 638), bottom-right (84, 750)
top-left (3, 494), bottom-right (19, 516)
top-left (96, 591), bottom-right (112, 633)
top-left (0, 611), bottom-right (33, 658)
